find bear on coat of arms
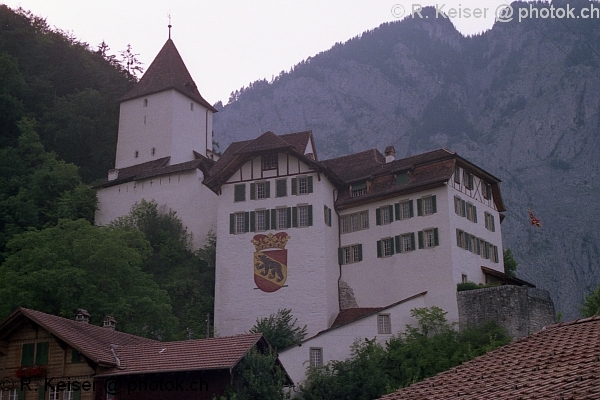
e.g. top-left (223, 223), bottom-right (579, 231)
top-left (252, 232), bottom-right (290, 293)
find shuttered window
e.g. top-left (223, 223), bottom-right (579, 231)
top-left (276, 179), bottom-right (287, 197)
top-left (234, 184), bottom-right (246, 202)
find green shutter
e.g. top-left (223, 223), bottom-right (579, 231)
top-left (250, 211), bottom-right (256, 232)
top-left (395, 235), bottom-right (401, 253)
top-left (234, 184), bottom-right (246, 202)
top-left (308, 205), bottom-right (313, 226)
top-left (328, 208), bottom-right (333, 227)
top-left (307, 176), bottom-right (314, 193)
top-left (394, 203), bottom-right (400, 221)
top-left (73, 386), bottom-right (81, 400)
top-left (409, 200), bottom-right (414, 217)
top-left (271, 209), bottom-right (277, 230)
top-left (377, 240), bottom-right (382, 258)
top-left (464, 233), bottom-right (470, 250)
top-left (71, 349), bottom-right (81, 363)
top-left (18, 387), bottom-right (25, 400)
top-left (417, 199), bottom-right (423, 216)
top-left (410, 233), bottom-right (416, 250)
top-left (376, 208), bottom-right (381, 225)
top-left (494, 246), bottom-right (499, 263)
top-left (35, 342), bottom-right (49, 365)
top-left (432, 195), bottom-right (437, 213)
top-left (230, 214), bottom-right (235, 234)
top-left (388, 205), bottom-right (394, 222)
top-left (265, 209), bottom-right (271, 229)
top-left (291, 178), bottom-right (297, 195)
top-left (461, 200), bottom-right (467, 217)
top-left (338, 248), bottom-right (344, 264)
top-left (324, 205), bottom-right (328, 225)
top-left (244, 212), bottom-right (250, 233)
top-left (292, 207), bottom-right (298, 227)
top-left (418, 231), bottom-right (424, 249)
top-left (286, 207), bottom-right (292, 228)
top-left (250, 183), bottom-right (256, 200)
top-left (357, 244), bottom-right (363, 261)
top-left (473, 206), bottom-right (478, 223)
top-left (21, 343), bottom-right (34, 366)
top-left (434, 228), bottom-right (439, 246)
top-left (38, 382), bottom-right (46, 400)
top-left (395, 172), bottom-right (409, 185)
top-left (276, 179), bottom-right (286, 197)
top-left (266, 181), bottom-right (271, 198)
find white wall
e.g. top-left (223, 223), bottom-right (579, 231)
top-left (95, 169), bottom-right (218, 249)
top-left (115, 90), bottom-right (211, 169)
top-left (214, 154), bottom-right (340, 338)
top-left (279, 292), bottom-right (427, 388)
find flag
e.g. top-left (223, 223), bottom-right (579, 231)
top-left (528, 209), bottom-right (541, 227)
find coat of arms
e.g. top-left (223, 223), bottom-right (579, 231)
top-left (251, 232), bottom-right (290, 293)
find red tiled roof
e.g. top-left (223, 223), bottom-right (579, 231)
top-left (97, 334), bottom-right (263, 376)
top-left (321, 148), bottom-right (386, 182)
top-left (0, 308), bottom-right (157, 367)
top-left (379, 316), bottom-right (600, 400)
top-left (118, 39), bottom-right (216, 112)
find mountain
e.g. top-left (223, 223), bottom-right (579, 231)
top-left (213, 0), bottom-right (600, 320)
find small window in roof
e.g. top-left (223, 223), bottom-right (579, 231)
top-left (395, 172), bottom-right (409, 185)
top-left (351, 181), bottom-right (367, 197)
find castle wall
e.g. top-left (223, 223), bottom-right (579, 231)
top-left (457, 285), bottom-right (556, 339)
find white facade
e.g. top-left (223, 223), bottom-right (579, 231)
top-left (214, 152), bottom-right (340, 338)
top-left (116, 90), bottom-right (213, 169)
top-left (279, 292), bottom-right (427, 386)
top-left (95, 169), bottom-right (218, 248)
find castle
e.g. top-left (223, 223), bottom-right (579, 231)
top-left (95, 38), bottom-right (552, 386)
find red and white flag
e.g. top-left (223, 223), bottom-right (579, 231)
top-left (528, 209), bottom-right (541, 227)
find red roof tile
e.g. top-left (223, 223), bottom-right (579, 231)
top-left (379, 316), bottom-right (600, 400)
top-left (119, 39), bottom-right (216, 112)
top-left (97, 334), bottom-right (263, 376)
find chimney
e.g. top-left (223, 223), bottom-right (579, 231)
top-left (385, 146), bottom-right (396, 163)
top-left (75, 309), bottom-right (90, 324)
top-left (103, 316), bottom-right (117, 330)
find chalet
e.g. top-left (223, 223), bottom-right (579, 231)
top-left (0, 308), bottom-right (290, 400)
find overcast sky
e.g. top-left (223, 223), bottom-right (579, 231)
top-left (3, 1), bottom-right (527, 104)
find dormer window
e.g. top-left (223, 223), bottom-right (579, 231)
top-left (454, 165), bottom-right (460, 183)
top-left (395, 172), bottom-right (409, 186)
top-left (262, 154), bottom-right (278, 171)
top-left (350, 181), bottom-right (367, 197)
top-left (463, 171), bottom-right (474, 189)
top-left (143, 98), bottom-right (148, 107)
top-left (483, 183), bottom-right (492, 199)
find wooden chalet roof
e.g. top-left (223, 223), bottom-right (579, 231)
top-left (118, 39), bottom-right (217, 112)
top-left (379, 316), bottom-right (600, 400)
top-left (0, 308), bottom-right (156, 367)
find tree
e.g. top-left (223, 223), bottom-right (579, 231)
top-left (503, 248), bottom-right (518, 277)
top-left (232, 348), bottom-right (290, 400)
top-left (0, 219), bottom-right (178, 339)
top-left (249, 309), bottom-right (307, 352)
top-left (581, 285), bottom-right (600, 317)
top-left (110, 200), bottom-right (215, 339)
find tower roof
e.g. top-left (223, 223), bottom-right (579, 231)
top-left (119, 39), bottom-right (217, 112)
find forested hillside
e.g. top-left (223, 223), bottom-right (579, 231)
top-left (213, 0), bottom-right (600, 319)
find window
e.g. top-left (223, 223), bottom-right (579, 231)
top-left (292, 176), bottom-right (313, 195)
top-left (454, 196), bottom-right (463, 216)
top-left (463, 171), bottom-right (474, 189)
top-left (492, 245), bottom-right (499, 263)
top-left (483, 183), bottom-right (492, 199)
top-left (250, 181), bottom-right (270, 200)
top-left (377, 238), bottom-right (394, 258)
top-left (466, 202), bottom-right (477, 223)
top-left (378, 314), bottom-right (391, 334)
top-left (395, 200), bottom-right (413, 221)
top-left (71, 349), bottom-right (84, 363)
top-left (143, 98), bottom-right (148, 107)
top-left (418, 228), bottom-right (439, 249)
top-left (395, 172), bottom-right (409, 186)
top-left (485, 212), bottom-right (495, 232)
top-left (376, 205), bottom-right (393, 225)
top-left (21, 341), bottom-right (49, 366)
top-left (395, 233), bottom-right (415, 253)
top-left (291, 205), bottom-right (312, 228)
top-left (276, 179), bottom-right (287, 197)
top-left (309, 348), bottom-right (323, 368)
top-left (276, 207), bottom-right (289, 229)
top-left (351, 181), bottom-right (367, 197)
top-left (417, 196), bottom-right (437, 216)
top-left (232, 212), bottom-right (247, 234)
top-left (255, 210), bottom-right (267, 232)
top-left (49, 386), bottom-right (61, 400)
top-left (234, 184), bottom-right (246, 202)
top-left (461, 274), bottom-right (468, 283)
top-left (339, 244), bottom-right (363, 264)
top-left (340, 211), bottom-right (368, 233)
top-left (190, 102), bottom-right (194, 111)
top-left (324, 205), bottom-right (332, 227)
top-left (262, 154), bottom-right (278, 171)
top-left (1, 389), bottom-right (18, 400)
top-left (454, 165), bottom-right (460, 183)
top-left (134, 150), bottom-right (139, 158)
top-left (151, 147), bottom-right (156, 156)
top-left (456, 229), bottom-right (465, 248)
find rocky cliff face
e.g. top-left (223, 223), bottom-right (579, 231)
top-left (213, 1), bottom-right (600, 320)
